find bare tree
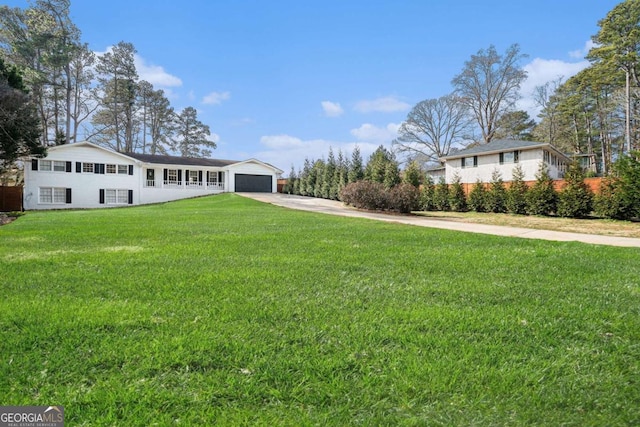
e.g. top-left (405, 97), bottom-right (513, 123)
top-left (393, 94), bottom-right (472, 162)
top-left (452, 44), bottom-right (528, 143)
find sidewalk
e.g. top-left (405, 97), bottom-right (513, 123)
top-left (239, 193), bottom-right (640, 248)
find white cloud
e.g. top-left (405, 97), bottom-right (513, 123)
top-left (94, 46), bottom-right (182, 88)
top-left (569, 40), bottom-right (596, 59)
top-left (517, 57), bottom-right (590, 119)
top-left (202, 91), bottom-right (231, 105)
top-left (135, 54), bottom-right (182, 87)
top-left (321, 101), bottom-right (344, 117)
top-left (350, 123), bottom-right (400, 144)
top-left (260, 134), bottom-right (305, 150)
top-left (354, 96), bottom-right (410, 113)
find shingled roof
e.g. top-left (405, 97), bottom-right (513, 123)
top-left (441, 139), bottom-right (568, 160)
top-left (124, 152), bottom-right (237, 167)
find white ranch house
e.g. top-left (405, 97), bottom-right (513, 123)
top-left (23, 141), bottom-right (283, 210)
top-left (440, 139), bottom-right (571, 184)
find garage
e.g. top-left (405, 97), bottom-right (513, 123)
top-left (234, 174), bottom-right (273, 192)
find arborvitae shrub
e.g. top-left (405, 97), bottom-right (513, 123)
top-left (557, 162), bottom-right (593, 218)
top-left (609, 153), bottom-right (640, 220)
top-left (506, 165), bottom-right (528, 215)
top-left (468, 180), bottom-right (488, 212)
top-left (594, 178), bottom-right (623, 219)
top-left (433, 177), bottom-right (450, 211)
top-left (526, 163), bottom-right (557, 216)
top-left (449, 174), bottom-right (467, 212)
top-left (419, 176), bottom-right (436, 211)
top-left (486, 169), bottom-right (507, 213)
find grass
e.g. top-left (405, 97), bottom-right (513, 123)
top-left (414, 210), bottom-right (640, 238)
top-left (1, 194), bottom-right (639, 426)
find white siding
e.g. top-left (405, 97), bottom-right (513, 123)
top-left (24, 144), bottom-right (138, 210)
top-left (228, 161), bottom-right (279, 193)
top-left (23, 142), bottom-right (282, 209)
top-left (444, 148), bottom-right (564, 184)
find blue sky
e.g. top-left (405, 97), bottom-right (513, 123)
top-left (6, 0), bottom-right (621, 172)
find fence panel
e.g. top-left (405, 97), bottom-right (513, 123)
top-left (0, 186), bottom-right (23, 211)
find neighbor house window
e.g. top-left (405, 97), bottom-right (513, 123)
top-left (40, 160), bottom-right (52, 171)
top-left (53, 161), bottom-right (66, 172)
top-left (500, 151), bottom-right (519, 164)
top-left (117, 164), bottom-right (128, 174)
top-left (461, 156), bottom-right (477, 168)
top-left (39, 187), bottom-right (69, 204)
top-left (82, 162), bottom-right (94, 173)
top-left (106, 164), bottom-right (117, 174)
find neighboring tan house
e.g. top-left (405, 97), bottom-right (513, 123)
top-left (440, 139), bottom-right (571, 184)
top-left (23, 141), bottom-right (283, 210)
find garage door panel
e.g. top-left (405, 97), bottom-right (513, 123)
top-left (235, 174), bottom-right (272, 192)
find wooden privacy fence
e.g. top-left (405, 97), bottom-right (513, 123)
top-left (0, 186), bottom-right (23, 211)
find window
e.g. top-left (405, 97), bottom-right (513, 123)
top-left (82, 162), bottom-right (94, 173)
top-left (499, 151), bottom-right (519, 164)
top-left (102, 189), bottom-right (131, 205)
top-left (208, 172), bottom-right (218, 184)
top-left (106, 164), bottom-right (116, 174)
top-left (40, 160), bottom-right (52, 171)
top-left (543, 150), bottom-right (550, 164)
top-left (117, 164), bottom-right (128, 174)
top-left (39, 187), bottom-right (68, 204)
top-left (461, 156), bottom-right (477, 168)
top-left (189, 170), bottom-right (198, 183)
top-left (167, 169), bottom-right (177, 183)
top-left (53, 161), bottom-right (66, 172)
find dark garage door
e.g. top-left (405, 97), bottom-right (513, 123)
top-left (235, 174), bottom-right (272, 192)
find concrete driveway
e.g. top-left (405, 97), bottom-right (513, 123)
top-left (239, 193), bottom-right (640, 248)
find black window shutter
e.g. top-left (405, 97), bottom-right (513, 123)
top-left (128, 165), bottom-right (133, 175)
top-left (66, 161), bottom-right (72, 172)
top-left (185, 170), bottom-right (190, 182)
top-left (163, 168), bottom-right (168, 181)
top-left (65, 188), bottom-right (72, 204)
top-left (473, 156), bottom-right (478, 167)
top-left (128, 190), bottom-right (133, 204)
top-left (514, 151), bottom-right (519, 163)
top-left (461, 158), bottom-right (465, 169)
top-left (31, 159), bottom-right (38, 171)
top-left (499, 153), bottom-right (504, 164)
top-left (76, 162), bottom-right (81, 173)
top-left (198, 171), bottom-right (203, 182)
top-left (100, 164), bottom-right (105, 174)
top-left (218, 172), bottom-right (222, 182)
top-left (178, 170), bottom-right (182, 182)
top-left (99, 189), bottom-right (105, 204)
top-left (94, 163), bottom-right (100, 174)
top-left (206, 171), bottom-right (210, 182)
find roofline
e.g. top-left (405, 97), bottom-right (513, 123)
top-left (441, 142), bottom-right (571, 162)
top-left (47, 141), bottom-right (141, 163)
top-left (231, 158), bottom-right (284, 174)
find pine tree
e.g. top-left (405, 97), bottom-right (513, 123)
top-left (526, 162), bottom-right (557, 216)
top-left (348, 145), bottom-right (364, 183)
top-left (486, 169), bottom-right (507, 213)
top-left (419, 176), bottom-right (436, 211)
top-left (506, 164), bottom-right (529, 214)
top-left (468, 179), bottom-right (488, 212)
top-left (449, 173), bottom-right (467, 212)
top-left (434, 177), bottom-right (450, 211)
top-left (557, 162), bottom-right (593, 217)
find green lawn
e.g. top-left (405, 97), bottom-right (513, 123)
top-left (1, 194), bottom-right (639, 426)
